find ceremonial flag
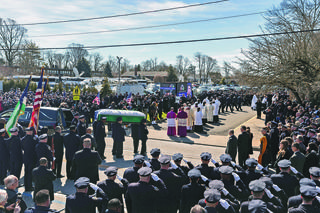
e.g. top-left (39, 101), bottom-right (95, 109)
top-left (29, 68), bottom-right (44, 133)
top-left (126, 92), bottom-right (132, 103)
top-left (42, 77), bottom-right (49, 97)
top-left (5, 76), bottom-right (32, 136)
top-left (92, 92), bottom-right (100, 105)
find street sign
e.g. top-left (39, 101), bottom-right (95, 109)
top-left (73, 86), bottom-right (80, 100)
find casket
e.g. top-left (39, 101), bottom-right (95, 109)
top-left (94, 109), bottom-right (145, 123)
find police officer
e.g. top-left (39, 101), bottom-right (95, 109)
top-left (225, 129), bottom-right (237, 162)
top-left (35, 134), bottom-right (53, 169)
top-left (77, 115), bottom-right (86, 137)
top-left (24, 190), bottom-right (55, 213)
top-left (95, 117), bottom-right (107, 160)
top-left (111, 117), bottom-right (126, 158)
top-left (241, 158), bottom-right (263, 187)
top-left (271, 159), bottom-right (299, 197)
top-left (123, 155), bottom-right (145, 183)
top-left (0, 129), bottom-right (9, 185)
top-left (53, 126), bottom-right (64, 178)
top-left (7, 127), bottom-right (23, 179)
top-left (219, 166), bottom-right (249, 202)
top-left (195, 152), bottom-right (220, 180)
top-left (21, 127), bottom-right (38, 191)
top-left (125, 167), bottom-right (167, 213)
top-left (154, 155), bottom-right (186, 213)
top-left (63, 125), bottom-right (80, 180)
top-left (172, 153), bottom-right (194, 178)
top-left (97, 167), bottom-right (129, 213)
top-left (240, 180), bottom-right (283, 212)
top-left (180, 169), bottom-right (206, 213)
top-left (139, 119), bottom-right (148, 156)
top-left (288, 186), bottom-right (319, 212)
top-left (309, 167), bottom-right (320, 186)
top-left (80, 128), bottom-right (96, 150)
top-left (65, 177), bottom-right (107, 213)
top-left (148, 148), bottom-right (161, 171)
top-left (201, 189), bottom-right (236, 213)
top-left (71, 112), bottom-right (79, 127)
top-left (131, 123), bottom-right (140, 154)
top-left (32, 158), bottom-right (56, 201)
top-left (72, 138), bottom-right (102, 184)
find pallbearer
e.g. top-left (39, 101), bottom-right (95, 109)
top-left (177, 107), bottom-right (188, 137)
top-left (167, 107), bottom-right (177, 136)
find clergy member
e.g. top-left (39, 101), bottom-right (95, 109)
top-left (167, 107), bottom-right (177, 136)
top-left (177, 107), bottom-right (188, 137)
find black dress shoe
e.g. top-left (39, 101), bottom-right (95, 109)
top-left (57, 175), bottom-right (65, 178)
top-left (116, 156), bottom-right (123, 159)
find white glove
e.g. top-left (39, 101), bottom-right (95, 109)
top-left (272, 184), bottom-right (281, 192)
top-left (316, 186), bottom-right (320, 194)
top-left (183, 159), bottom-right (188, 163)
top-left (53, 157), bottom-right (56, 161)
top-left (144, 161), bottom-right (151, 168)
top-left (170, 161), bottom-right (178, 169)
top-left (211, 158), bottom-right (217, 164)
top-left (290, 166), bottom-right (298, 174)
top-left (316, 196), bottom-right (320, 203)
top-left (201, 175), bottom-right (208, 182)
top-left (89, 183), bottom-right (99, 191)
top-left (116, 175), bottom-right (123, 181)
top-left (151, 173), bottom-right (159, 181)
top-left (219, 199), bottom-right (230, 209)
top-left (232, 173), bottom-right (240, 182)
top-left (257, 164), bottom-right (264, 170)
top-left (230, 161), bottom-right (236, 167)
top-left (264, 188), bottom-right (274, 199)
top-left (221, 188), bottom-right (229, 196)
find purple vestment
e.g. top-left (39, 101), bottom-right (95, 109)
top-left (177, 111), bottom-right (188, 137)
top-left (167, 111), bottom-right (177, 136)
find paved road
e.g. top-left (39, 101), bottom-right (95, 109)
top-left (4, 106), bottom-right (260, 212)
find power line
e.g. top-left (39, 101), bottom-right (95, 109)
top-left (29, 10), bottom-right (268, 38)
top-left (9, 28), bottom-right (320, 51)
top-left (11, 0), bottom-right (228, 26)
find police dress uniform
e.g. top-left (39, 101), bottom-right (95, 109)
top-left (35, 135), bottom-right (53, 169)
top-left (7, 128), bottom-right (23, 179)
top-left (95, 120), bottom-right (106, 159)
top-left (225, 134), bottom-right (237, 162)
top-left (123, 155), bottom-right (145, 183)
top-left (65, 177), bottom-right (106, 213)
top-left (125, 167), bottom-right (167, 213)
top-left (148, 148), bottom-right (161, 171)
top-left (172, 153), bottom-right (194, 182)
top-left (139, 120), bottom-right (148, 155)
top-left (111, 118), bottom-right (126, 158)
top-left (72, 148), bottom-right (102, 184)
top-left (53, 131), bottom-right (64, 177)
top-left (63, 129), bottom-right (80, 179)
top-left (21, 129), bottom-right (39, 190)
top-left (24, 206), bottom-right (56, 213)
top-left (0, 129), bottom-right (9, 184)
top-left (195, 152), bottom-right (220, 180)
top-left (154, 155), bottom-right (186, 213)
top-left (288, 186), bottom-right (320, 213)
top-left (80, 133), bottom-right (96, 150)
top-left (131, 123), bottom-right (140, 154)
top-left (77, 116), bottom-right (86, 137)
top-left (179, 169), bottom-right (206, 213)
top-left (32, 165), bottom-right (56, 201)
top-left (97, 167), bottom-right (129, 213)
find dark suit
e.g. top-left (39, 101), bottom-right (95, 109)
top-left (237, 131), bottom-right (250, 168)
top-left (32, 165), bottom-right (56, 201)
top-left (22, 135), bottom-right (38, 190)
top-left (63, 131), bottom-right (80, 179)
top-left (289, 151), bottom-right (306, 174)
top-left (225, 135), bottom-right (237, 161)
top-left (8, 135), bottom-right (23, 179)
top-left (131, 124), bottom-right (140, 154)
top-left (95, 121), bottom-right (106, 158)
top-left (53, 132), bottom-right (64, 176)
top-left (111, 122), bottom-right (126, 158)
top-left (73, 148), bottom-right (102, 183)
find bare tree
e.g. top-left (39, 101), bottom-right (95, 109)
top-left (44, 51), bottom-right (55, 68)
top-left (176, 55), bottom-right (191, 75)
top-left (54, 53), bottom-right (64, 69)
top-left (18, 40), bottom-right (42, 73)
top-left (90, 52), bottom-right (103, 71)
top-left (63, 51), bottom-right (71, 69)
top-left (240, 0), bottom-right (320, 104)
top-left (66, 43), bottom-right (88, 67)
top-left (203, 56), bottom-right (218, 83)
top-left (150, 57), bottom-right (158, 71)
top-left (0, 18), bottom-right (27, 66)
top-left (107, 55), bottom-right (118, 73)
top-left (194, 52), bottom-right (204, 83)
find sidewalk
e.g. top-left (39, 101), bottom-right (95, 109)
top-left (147, 109), bottom-right (266, 150)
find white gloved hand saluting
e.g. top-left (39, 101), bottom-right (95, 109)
top-left (264, 188), bottom-right (274, 199)
top-left (170, 161), bottom-right (178, 169)
top-left (232, 173), bottom-right (240, 182)
top-left (201, 175), bottom-right (208, 182)
top-left (116, 175), bottom-right (123, 181)
top-left (144, 161), bottom-right (151, 168)
top-left (89, 183), bottom-right (99, 191)
top-left (151, 173), bottom-right (159, 181)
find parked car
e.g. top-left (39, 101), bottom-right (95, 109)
top-left (0, 107), bottom-right (73, 132)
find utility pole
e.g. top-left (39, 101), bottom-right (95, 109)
top-left (116, 56), bottom-right (123, 95)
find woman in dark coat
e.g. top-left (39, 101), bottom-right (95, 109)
top-left (303, 142), bottom-right (319, 177)
top-left (274, 140), bottom-right (292, 173)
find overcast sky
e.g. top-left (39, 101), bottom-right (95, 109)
top-left (0, 0), bottom-right (283, 67)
